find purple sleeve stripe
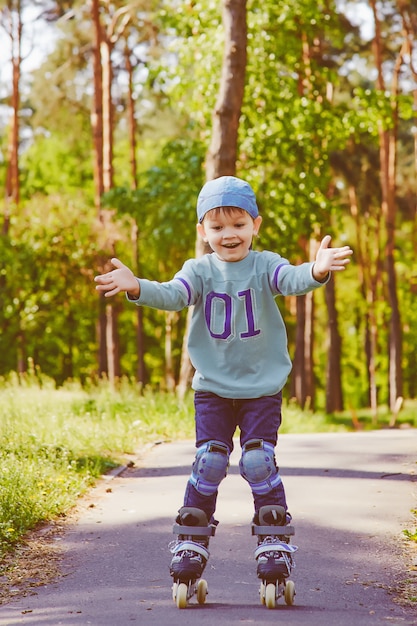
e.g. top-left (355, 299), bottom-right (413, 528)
top-left (273, 263), bottom-right (289, 293)
top-left (175, 277), bottom-right (192, 305)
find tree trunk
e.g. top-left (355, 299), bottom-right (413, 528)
top-left (177, 0), bottom-right (248, 397)
top-left (91, 0), bottom-right (104, 214)
top-left (101, 36), bottom-right (114, 193)
top-left (92, 2), bottom-right (133, 383)
top-left (125, 46), bottom-right (138, 190)
top-left (91, 0), bottom-right (108, 377)
top-left (101, 31), bottom-right (118, 385)
top-left (290, 236), bottom-right (315, 409)
top-left (291, 291), bottom-right (314, 410)
top-left (324, 277), bottom-right (343, 413)
top-left (101, 6), bottom-right (132, 384)
top-left (304, 291), bottom-right (314, 410)
top-left (291, 294), bottom-right (306, 405)
top-left (3, 0), bottom-right (22, 235)
top-left (131, 221), bottom-right (146, 385)
top-left (125, 52), bottom-right (146, 385)
top-left (16, 329), bottom-right (26, 375)
top-left (98, 292), bottom-right (108, 376)
top-left (205, 0), bottom-right (247, 181)
top-left (348, 182), bottom-right (380, 419)
top-left (400, 5), bottom-right (417, 400)
top-left (165, 311), bottom-right (176, 391)
top-left (370, 0), bottom-right (403, 411)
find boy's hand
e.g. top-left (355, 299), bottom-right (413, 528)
top-left (313, 235), bottom-right (353, 282)
top-left (94, 258), bottom-right (140, 298)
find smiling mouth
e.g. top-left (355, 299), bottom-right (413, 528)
top-left (223, 243), bottom-right (240, 249)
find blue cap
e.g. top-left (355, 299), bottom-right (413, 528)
top-left (196, 176), bottom-right (258, 223)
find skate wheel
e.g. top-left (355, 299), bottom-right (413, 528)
top-left (172, 582), bottom-right (178, 602)
top-left (196, 578), bottom-right (208, 604)
top-left (265, 582), bottom-right (276, 609)
top-left (260, 582), bottom-right (266, 605)
top-left (284, 579), bottom-right (295, 606)
top-left (176, 582), bottom-right (188, 609)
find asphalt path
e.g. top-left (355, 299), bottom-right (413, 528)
top-left (0, 429), bottom-right (416, 625)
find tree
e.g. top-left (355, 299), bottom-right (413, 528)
top-left (91, 0), bottom-right (134, 384)
top-left (1, 0), bottom-right (23, 235)
top-left (4, 0), bottom-right (417, 415)
top-left (239, 0), bottom-right (357, 410)
top-left (0, 193), bottom-right (99, 382)
top-left (177, 0), bottom-right (248, 397)
top-left (204, 0), bottom-right (247, 181)
top-left (102, 136), bottom-right (205, 388)
top-left (369, 0), bottom-right (403, 412)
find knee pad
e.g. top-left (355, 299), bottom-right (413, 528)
top-left (239, 439), bottom-right (282, 495)
top-left (189, 440), bottom-right (230, 496)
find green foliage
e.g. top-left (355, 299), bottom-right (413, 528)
top-left (0, 0), bottom-right (417, 409)
top-left (154, 0), bottom-right (366, 254)
top-left (155, 0), bottom-right (223, 132)
top-left (20, 134), bottom-right (94, 201)
top-left (403, 511), bottom-right (417, 544)
top-left (103, 136), bottom-right (205, 276)
top-left (100, 136), bottom-right (206, 382)
top-left (280, 396), bottom-right (417, 432)
top-left (0, 195), bottom-right (100, 382)
top-left (403, 528), bottom-right (417, 543)
top-left (241, 1), bottom-right (359, 253)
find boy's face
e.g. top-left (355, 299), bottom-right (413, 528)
top-left (197, 207), bottom-right (262, 262)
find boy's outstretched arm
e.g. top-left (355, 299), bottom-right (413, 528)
top-left (312, 235), bottom-right (353, 282)
top-left (94, 258), bottom-right (140, 298)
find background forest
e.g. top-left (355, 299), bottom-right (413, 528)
top-left (1, 0), bottom-right (417, 419)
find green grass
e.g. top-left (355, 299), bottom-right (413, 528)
top-left (279, 398), bottom-right (417, 433)
top-left (1, 371), bottom-right (416, 556)
top-left (0, 375), bottom-right (195, 555)
top-left (403, 509), bottom-right (417, 543)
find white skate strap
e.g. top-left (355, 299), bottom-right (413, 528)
top-left (171, 540), bottom-right (210, 560)
top-left (254, 541), bottom-right (298, 559)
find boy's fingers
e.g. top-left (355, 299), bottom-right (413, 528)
top-left (110, 257), bottom-right (124, 269)
top-left (319, 235), bottom-right (332, 249)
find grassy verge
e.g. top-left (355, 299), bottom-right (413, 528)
top-left (403, 511), bottom-right (417, 543)
top-left (402, 510), bottom-right (417, 605)
top-left (0, 375), bottom-right (195, 555)
top-left (1, 372), bottom-right (416, 558)
top-left (279, 398), bottom-right (417, 433)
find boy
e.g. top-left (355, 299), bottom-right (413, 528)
top-left (95, 175), bottom-right (352, 586)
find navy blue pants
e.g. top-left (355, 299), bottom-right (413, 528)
top-left (182, 390), bottom-right (289, 522)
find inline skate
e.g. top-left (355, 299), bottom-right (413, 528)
top-left (170, 506), bottom-right (216, 609)
top-left (252, 504), bottom-right (297, 609)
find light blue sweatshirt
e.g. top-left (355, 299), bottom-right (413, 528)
top-left (130, 250), bottom-right (327, 399)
